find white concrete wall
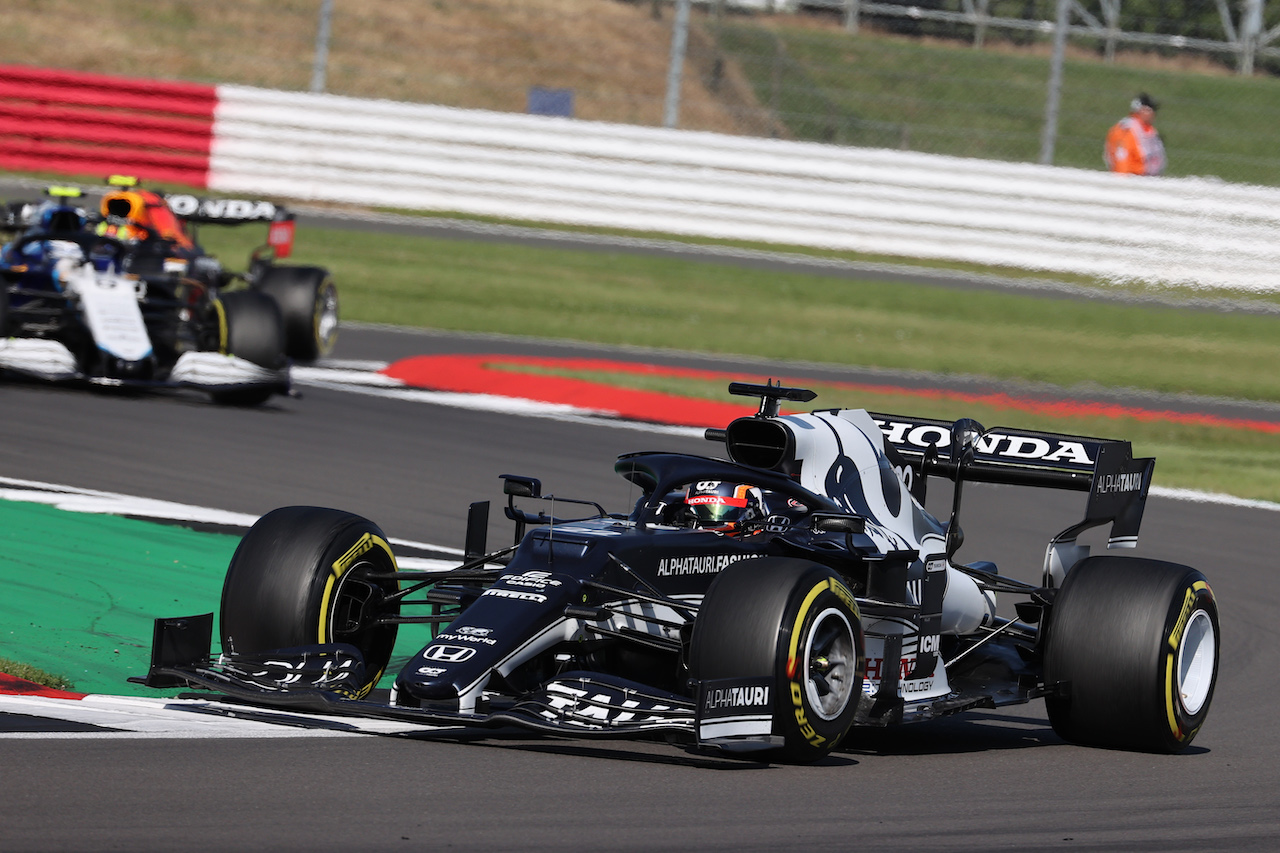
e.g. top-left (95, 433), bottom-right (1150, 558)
top-left (211, 85), bottom-right (1280, 292)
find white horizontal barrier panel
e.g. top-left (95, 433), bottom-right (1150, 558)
top-left (211, 85), bottom-right (1280, 292)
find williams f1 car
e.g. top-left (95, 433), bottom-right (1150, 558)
top-left (1, 186), bottom-right (286, 404)
top-left (1, 180), bottom-right (337, 402)
top-left (137, 382), bottom-right (1219, 762)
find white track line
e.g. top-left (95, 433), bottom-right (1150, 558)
top-left (0, 693), bottom-right (443, 739)
top-left (0, 475), bottom-right (468, 563)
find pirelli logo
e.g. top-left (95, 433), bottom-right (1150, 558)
top-left (333, 533), bottom-right (378, 575)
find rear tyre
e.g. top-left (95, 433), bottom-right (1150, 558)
top-left (1044, 556), bottom-right (1218, 753)
top-left (220, 506), bottom-right (401, 698)
top-left (257, 265), bottom-right (338, 361)
top-left (212, 290), bottom-right (286, 406)
top-left (691, 557), bottom-right (864, 763)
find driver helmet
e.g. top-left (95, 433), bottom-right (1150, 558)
top-left (681, 481), bottom-right (763, 534)
top-left (38, 201), bottom-right (87, 235)
top-left (97, 191), bottom-right (150, 242)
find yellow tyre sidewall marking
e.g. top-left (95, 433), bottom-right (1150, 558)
top-left (213, 299), bottom-right (229, 354)
top-left (1164, 580), bottom-right (1213, 742)
top-left (785, 575), bottom-right (858, 749)
top-left (317, 532), bottom-right (399, 696)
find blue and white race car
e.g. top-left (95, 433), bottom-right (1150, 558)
top-left (0, 183), bottom-right (332, 404)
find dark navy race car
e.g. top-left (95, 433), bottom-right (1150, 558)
top-left (137, 382), bottom-right (1218, 762)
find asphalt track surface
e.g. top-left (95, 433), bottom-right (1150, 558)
top-left (1, 324), bottom-right (1278, 852)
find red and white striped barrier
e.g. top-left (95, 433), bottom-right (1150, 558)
top-left (3, 64), bottom-right (1279, 291)
top-left (0, 64), bottom-right (215, 186)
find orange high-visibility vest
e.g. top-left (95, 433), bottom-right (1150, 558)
top-left (1104, 116), bottom-right (1166, 176)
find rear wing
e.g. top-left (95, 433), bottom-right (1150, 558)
top-left (164, 194), bottom-right (288, 225)
top-left (869, 412), bottom-right (1155, 552)
top-left (163, 194), bottom-right (296, 258)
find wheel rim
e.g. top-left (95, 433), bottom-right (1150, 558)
top-left (328, 559), bottom-right (397, 662)
top-left (314, 283), bottom-right (339, 353)
top-left (803, 607), bottom-right (857, 721)
top-left (1176, 609), bottom-right (1215, 716)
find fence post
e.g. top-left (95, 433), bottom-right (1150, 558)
top-left (1039, 0), bottom-right (1069, 165)
top-left (310, 0), bottom-right (334, 93)
top-left (844, 0), bottom-right (861, 34)
top-left (1239, 0), bottom-right (1263, 74)
top-left (664, 0), bottom-right (692, 128)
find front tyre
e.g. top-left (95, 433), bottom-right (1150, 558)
top-left (691, 558), bottom-right (864, 763)
top-left (220, 506), bottom-right (401, 698)
top-left (212, 290), bottom-right (287, 406)
top-left (1044, 556), bottom-right (1218, 753)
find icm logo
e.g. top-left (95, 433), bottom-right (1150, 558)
top-left (422, 645), bottom-right (475, 663)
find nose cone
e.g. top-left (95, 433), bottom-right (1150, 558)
top-left (394, 637), bottom-right (488, 706)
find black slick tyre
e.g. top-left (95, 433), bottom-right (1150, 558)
top-left (220, 506), bottom-right (401, 699)
top-left (1043, 556), bottom-right (1218, 753)
top-left (257, 265), bottom-right (338, 361)
top-left (212, 289), bottom-right (286, 405)
top-left (690, 557), bottom-right (865, 763)
top-left (218, 289), bottom-right (285, 369)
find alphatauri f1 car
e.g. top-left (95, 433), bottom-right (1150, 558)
top-left (138, 383), bottom-right (1219, 762)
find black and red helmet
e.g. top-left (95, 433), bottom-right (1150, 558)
top-left (681, 481), bottom-right (763, 533)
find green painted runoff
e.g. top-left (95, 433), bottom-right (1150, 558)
top-left (0, 499), bottom-right (437, 696)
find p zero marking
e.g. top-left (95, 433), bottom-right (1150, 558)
top-left (318, 533), bottom-right (398, 644)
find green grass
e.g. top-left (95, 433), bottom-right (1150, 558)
top-left (0, 656), bottom-right (76, 691)
top-left (715, 23), bottom-right (1280, 184)
top-left (196, 224), bottom-right (1280, 404)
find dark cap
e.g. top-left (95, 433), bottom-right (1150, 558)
top-left (1130, 93), bottom-right (1159, 112)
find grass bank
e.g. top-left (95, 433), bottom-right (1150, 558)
top-left (718, 20), bottom-right (1280, 184)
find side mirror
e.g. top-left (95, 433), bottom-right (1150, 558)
top-left (501, 474), bottom-right (542, 499)
top-left (810, 513), bottom-right (866, 535)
